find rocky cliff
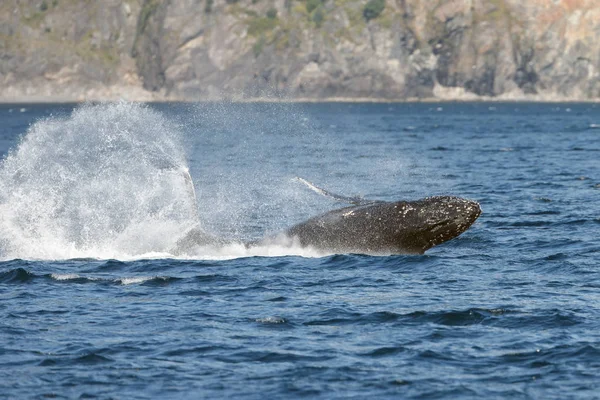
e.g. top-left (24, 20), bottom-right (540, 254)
top-left (1, 0), bottom-right (599, 102)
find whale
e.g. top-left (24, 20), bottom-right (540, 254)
top-left (173, 179), bottom-right (481, 256)
top-left (254, 196), bottom-right (481, 255)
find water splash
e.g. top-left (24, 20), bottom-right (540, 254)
top-left (0, 102), bottom-right (198, 260)
top-left (0, 101), bottom-right (329, 261)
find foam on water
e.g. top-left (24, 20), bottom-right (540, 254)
top-left (0, 102), bottom-right (199, 260)
top-left (50, 273), bottom-right (81, 281)
top-left (118, 276), bottom-right (155, 285)
top-left (173, 241), bottom-right (326, 260)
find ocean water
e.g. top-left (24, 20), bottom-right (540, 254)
top-left (0, 101), bottom-right (599, 399)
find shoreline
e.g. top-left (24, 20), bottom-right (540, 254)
top-left (0, 95), bottom-right (599, 105)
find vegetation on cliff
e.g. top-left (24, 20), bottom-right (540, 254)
top-left (0, 0), bottom-right (599, 101)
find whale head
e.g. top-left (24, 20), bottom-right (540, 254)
top-left (390, 196), bottom-right (481, 253)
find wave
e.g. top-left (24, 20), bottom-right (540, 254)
top-left (0, 267), bottom-right (182, 286)
top-left (38, 352), bottom-right (114, 367)
top-left (0, 267), bottom-right (34, 283)
top-left (298, 307), bottom-right (583, 331)
top-left (500, 343), bottom-right (600, 368)
top-left (302, 308), bottom-right (516, 327)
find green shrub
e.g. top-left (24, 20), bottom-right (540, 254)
top-left (247, 16), bottom-right (277, 36)
top-left (266, 7), bottom-right (277, 19)
top-left (306, 0), bottom-right (321, 14)
top-left (205, 0), bottom-right (213, 13)
top-left (253, 35), bottom-right (266, 57)
top-left (40, 1), bottom-right (48, 11)
top-left (363, 0), bottom-right (385, 21)
top-left (312, 7), bottom-right (324, 27)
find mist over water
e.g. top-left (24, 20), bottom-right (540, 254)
top-left (182, 101), bottom-right (329, 240)
top-left (0, 102), bottom-right (198, 260)
top-left (179, 102), bottom-right (437, 239)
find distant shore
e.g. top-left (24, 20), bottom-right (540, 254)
top-left (1, 95), bottom-right (599, 104)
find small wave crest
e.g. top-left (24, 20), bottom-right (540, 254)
top-left (255, 316), bottom-right (288, 324)
top-left (0, 267), bottom-right (184, 287)
top-left (118, 276), bottom-right (155, 285)
top-left (0, 267), bottom-right (34, 283)
top-left (117, 276), bottom-right (179, 285)
top-left (303, 307), bottom-right (515, 327)
top-left (50, 273), bottom-right (81, 281)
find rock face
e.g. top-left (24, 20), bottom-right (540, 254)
top-left (1, 0), bottom-right (599, 101)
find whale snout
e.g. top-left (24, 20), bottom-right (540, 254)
top-left (435, 196), bottom-right (481, 227)
top-left (447, 197), bottom-right (481, 225)
top-left (415, 196), bottom-right (481, 250)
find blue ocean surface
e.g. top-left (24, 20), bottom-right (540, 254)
top-left (0, 102), bottom-right (599, 399)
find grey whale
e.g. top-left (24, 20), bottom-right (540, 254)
top-left (173, 180), bottom-right (481, 255)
